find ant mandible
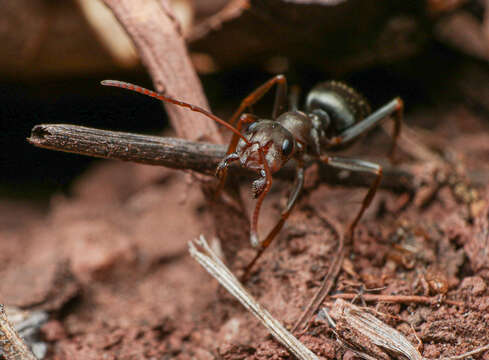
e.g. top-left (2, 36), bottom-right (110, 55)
top-left (102, 75), bottom-right (403, 279)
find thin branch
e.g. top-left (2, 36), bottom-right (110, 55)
top-left (28, 124), bottom-right (223, 175)
top-left (441, 343), bottom-right (489, 360)
top-left (330, 293), bottom-right (464, 307)
top-left (101, 0), bottom-right (221, 143)
top-left (188, 235), bottom-right (319, 360)
top-left (28, 124), bottom-right (416, 192)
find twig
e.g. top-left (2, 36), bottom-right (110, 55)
top-left (188, 235), bottom-right (319, 360)
top-left (292, 217), bottom-right (345, 333)
top-left (330, 293), bottom-right (464, 307)
top-left (28, 124), bottom-right (223, 175)
top-left (27, 124), bottom-right (416, 192)
top-left (0, 304), bottom-right (37, 360)
top-left (101, 0), bottom-right (221, 143)
top-left (441, 343), bottom-right (489, 360)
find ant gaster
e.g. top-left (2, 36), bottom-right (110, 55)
top-left (102, 75), bottom-right (403, 279)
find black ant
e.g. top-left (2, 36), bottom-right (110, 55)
top-left (101, 75), bottom-right (403, 278)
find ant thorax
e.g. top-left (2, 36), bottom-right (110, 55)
top-left (276, 111), bottom-right (321, 156)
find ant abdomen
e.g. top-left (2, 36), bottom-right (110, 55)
top-left (305, 81), bottom-right (371, 137)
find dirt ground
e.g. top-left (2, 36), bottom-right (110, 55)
top-left (1, 98), bottom-right (489, 359)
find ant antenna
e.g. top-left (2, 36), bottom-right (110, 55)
top-left (101, 80), bottom-right (250, 145)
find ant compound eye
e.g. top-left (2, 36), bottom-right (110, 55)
top-left (247, 122), bottom-right (259, 133)
top-left (281, 138), bottom-right (294, 157)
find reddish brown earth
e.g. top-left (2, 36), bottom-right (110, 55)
top-left (1, 104), bottom-right (489, 359)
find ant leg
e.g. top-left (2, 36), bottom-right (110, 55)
top-left (320, 156), bottom-right (382, 239)
top-left (243, 163), bottom-right (305, 280)
top-left (330, 97), bottom-right (403, 161)
top-left (230, 74), bottom-right (288, 126)
top-left (289, 85), bottom-right (301, 112)
top-left (216, 153), bottom-right (240, 179)
top-left (249, 147), bottom-right (273, 248)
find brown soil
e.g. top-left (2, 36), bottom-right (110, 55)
top-left (2, 104), bottom-right (489, 359)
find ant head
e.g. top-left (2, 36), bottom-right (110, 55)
top-left (236, 120), bottom-right (296, 174)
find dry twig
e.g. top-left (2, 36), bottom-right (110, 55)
top-left (330, 293), bottom-right (464, 307)
top-left (28, 124), bottom-right (416, 192)
top-left (0, 304), bottom-right (37, 360)
top-left (441, 343), bottom-right (489, 360)
top-left (101, 0), bottom-right (221, 143)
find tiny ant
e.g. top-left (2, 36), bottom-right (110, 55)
top-left (101, 75), bottom-right (403, 278)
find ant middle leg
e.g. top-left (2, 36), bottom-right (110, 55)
top-left (242, 163), bottom-right (305, 280)
top-left (330, 97), bottom-right (403, 161)
top-left (320, 156), bottom-right (382, 240)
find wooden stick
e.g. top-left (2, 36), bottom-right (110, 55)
top-left (330, 293), bottom-right (464, 307)
top-left (101, 0), bottom-right (221, 143)
top-left (28, 124), bottom-right (222, 175)
top-left (28, 123), bottom-right (416, 192)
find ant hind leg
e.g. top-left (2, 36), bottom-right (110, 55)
top-left (320, 156), bottom-right (382, 240)
top-left (330, 97), bottom-right (403, 161)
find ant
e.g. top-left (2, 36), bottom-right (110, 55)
top-left (102, 75), bottom-right (403, 278)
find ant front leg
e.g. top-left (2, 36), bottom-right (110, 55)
top-left (320, 156), bottom-right (382, 240)
top-left (215, 113), bottom-right (258, 195)
top-left (229, 74), bottom-right (288, 126)
top-left (242, 162), bottom-right (305, 280)
top-left (227, 75), bottom-right (288, 156)
top-left (331, 97), bottom-right (403, 161)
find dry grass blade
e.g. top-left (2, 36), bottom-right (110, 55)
top-left (188, 235), bottom-right (319, 360)
top-left (326, 299), bottom-right (423, 360)
top-left (324, 300), bottom-right (489, 360)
